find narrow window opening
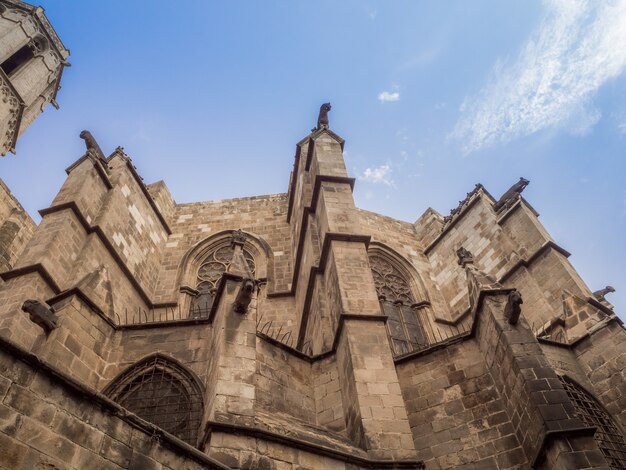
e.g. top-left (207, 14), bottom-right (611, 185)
top-left (1, 44), bottom-right (34, 77)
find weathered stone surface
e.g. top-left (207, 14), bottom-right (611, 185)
top-left (0, 86), bottom-right (624, 468)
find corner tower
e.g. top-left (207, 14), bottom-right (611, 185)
top-left (0, 0), bottom-right (69, 156)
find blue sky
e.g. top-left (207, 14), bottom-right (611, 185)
top-left (1, 0), bottom-right (625, 314)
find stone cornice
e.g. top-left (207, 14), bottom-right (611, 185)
top-left (205, 421), bottom-right (423, 469)
top-left (0, 262), bottom-right (61, 293)
top-left (498, 240), bottom-right (570, 283)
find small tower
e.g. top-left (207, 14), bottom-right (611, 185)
top-left (0, 0), bottom-right (69, 156)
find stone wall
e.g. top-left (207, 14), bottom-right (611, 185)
top-left (0, 118), bottom-right (624, 470)
top-left (0, 343), bottom-right (229, 470)
top-left (0, 178), bottom-right (35, 273)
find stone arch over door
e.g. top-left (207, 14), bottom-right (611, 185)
top-left (103, 353), bottom-right (205, 446)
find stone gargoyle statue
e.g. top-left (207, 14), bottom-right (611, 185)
top-left (79, 130), bottom-right (107, 164)
top-left (493, 177), bottom-right (529, 212)
top-left (22, 299), bottom-right (59, 334)
top-left (234, 278), bottom-right (255, 314)
top-left (593, 286), bottom-right (615, 302)
top-left (504, 290), bottom-right (523, 325)
top-left (316, 102), bottom-right (331, 130)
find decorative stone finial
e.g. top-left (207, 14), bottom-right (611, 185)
top-left (231, 229), bottom-right (247, 248)
top-left (493, 177), bottom-right (530, 212)
top-left (456, 247), bottom-right (474, 266)
top-left (504, 290), bottom-right (523, 325)
top-left (316, 102), bottom-right (331, 130)
top-left (22, 299), bottom-right (58, 334)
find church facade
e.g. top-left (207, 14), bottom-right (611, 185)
top-left (0, 2), bottom-right (625, 470)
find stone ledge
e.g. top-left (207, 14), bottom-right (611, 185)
top-left (0, 262), bottom-right (61, 293)
top-left (206, 420), bottom-right (424, 469)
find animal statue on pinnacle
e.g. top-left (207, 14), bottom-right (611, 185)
top-left (79, 130), bottom-right (107, 165)
top-left (493, 177), bottom-right (530, 212)
top-left (315, 102), bottom-right (331, 130)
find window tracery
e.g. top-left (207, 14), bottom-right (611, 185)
top-left (558, 376), bottom-right (626, 468)
top-left (369, 254), bottom-right (426, 356)
top-left (190, 243), bottom-right (255, 317)
top-left (104, 356), bottom-right (203, 446)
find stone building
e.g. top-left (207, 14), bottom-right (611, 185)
top-left (0, 0), bottom-right (69, 156)
top-left (0, 4), bottom-right (625, 470)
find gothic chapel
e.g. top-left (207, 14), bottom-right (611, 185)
top-left (0, 1), bottom-right (625, 469)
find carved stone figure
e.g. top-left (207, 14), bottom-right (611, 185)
top-left (493, 177), bottom-right (530, 212)
top-left (456, 247), bottom-right (474, 266)
top-left (79, 130), bottom-right (106, 163)
top-left (316, 103), bottom-right (331, 130)
top-left (21, 299), bottom-right (58, 334)
top-left (504, 290), bottom-right (523, 325)
top-left (593, 286), bottom-right (615, 302)
top-left (231, 229), bottom-right (247, 248)
top-left (234, 278), bottom-right (255, 314)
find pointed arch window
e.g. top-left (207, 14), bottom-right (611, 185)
top-left (190, 243), bottom-right (255, 318)
top-left (369, 255), bottom-right (426, 356)
top-left (558, 376), bottom-right (626, 468)
top-left (104, 356), bottom-right (204, 446)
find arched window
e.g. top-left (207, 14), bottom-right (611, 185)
top-left (0, 36), bottom-right (47, 77)
top-left (369, 254), bottom-right (426, 356)
top-left (104, 355), bottom-right (204, 446)
top-left (558, 376), bottom-right (626, 468)
top-left (190, 243), bottom-right (255, 318)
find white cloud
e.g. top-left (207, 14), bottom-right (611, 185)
top-left (359, 165), bottom-right (393, 186)
top-left (619, 120), bottom-right (626, 134)
top-left (378, 91), bottom-right (400, 103)
top-left (452, 0), bottom-right (626, 154)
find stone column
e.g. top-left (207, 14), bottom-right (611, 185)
top-left (309, 129), bottom-right (417, 459)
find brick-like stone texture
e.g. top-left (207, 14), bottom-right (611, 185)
top-left (0, 116), bottom-right (624, 470)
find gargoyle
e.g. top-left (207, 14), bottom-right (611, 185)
top-left (22, 299), bottom-right (58, 334)
top-left (593, 286), bottom-right (615, 302)
top-left (316, 102), bottom-right (331, 130)
top-left (234, 278), bottom-right (255, 314)
top-left (79, 130), bottom-right (107, 164)
top-left (456, 247), bottom-right (474, 266)
top-left (504, 290), bottom-right (523, 325)
top-left (493, 177), bottom-right (529, 212)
